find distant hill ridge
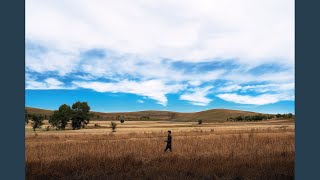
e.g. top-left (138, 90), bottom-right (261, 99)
top-left (26, 107), bottom-right (269, 122)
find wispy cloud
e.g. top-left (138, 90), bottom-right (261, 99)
top-left (217, 93), bottom-right (294, 105)
top-left (72, 80), bottom-right (184, 106)
top-left (217, 82), bottom-right (294, 93)
top-left (180, 86), bottom-right (213, 106)
top-left (26, 78), bottom-right (72, 90)
top-left (137, 100), bottom-right (144, 104)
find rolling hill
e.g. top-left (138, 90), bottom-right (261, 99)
top-left (26, 107), bottom-right (267, 122)
top-left (25, 107), bottom-right (54, 117)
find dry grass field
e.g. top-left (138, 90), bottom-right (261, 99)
top-left (26, 120), bottom-right (294, 180)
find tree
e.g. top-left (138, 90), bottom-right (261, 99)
top-left (31, 114), bottom-right (44, 131)
top-left (49, 104), bottom-right (72, 130)
top-left (267, 115), bottom-right (274, 119)
top-left (288, 113), bottom-right (293, 118)
top-left (25, 110), bottom-right (31, 125)
top-left (49, 111), bottom-right (60, 128)
top-left (236, 116), bottom-right (244, 121)
top-left (71, 101), bottom-right (91, 130)
top-left (110, 121), bottom-right (117, 132)
top-left (198, 119), bottom-right (203, 124)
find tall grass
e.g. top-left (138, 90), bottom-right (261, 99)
top-left (26, 129), bottom-right (294, 179)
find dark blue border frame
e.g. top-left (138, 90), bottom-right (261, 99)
top-left (0, 0), bottom-right (25, 179)
top-left (295, 0), bottom-right (320, 179)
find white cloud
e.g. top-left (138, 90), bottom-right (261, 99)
top-left (26, 0), bottom-right (294, 64)
top-left (241, 83), bottom-right (294, 93)
top-left (216, 82), bottom-right (294, 105)
top-left (77, 53), bottom-right (226, 83)
top-left (26, 78), bottom-right (69, 89)
top-left (217, 93), bottom-right (294, 105)
top-left (188, 81), bottom-right (202, 86)
top-left (137, 100), bottom-right (144, 103)
top-left (217, 84), bottom-right (242, 92)
top-left (73, 79), bottom-right (184, 106)
top-left (44, 78), bottom-right (63, 86)
top-left (26, 48), bottom-right (80, 76)
top-left (217, 82), bottom-right (294, 93)
top-left (180, 86), bottom-right (213, 106)
top-left (223, 70), bottom-right (295, 84)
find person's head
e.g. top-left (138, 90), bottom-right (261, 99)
top-left (168, 130), bottom-right (171, 134)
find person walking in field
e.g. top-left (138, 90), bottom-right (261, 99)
top-left (164, 130), bottom-right (172, 152)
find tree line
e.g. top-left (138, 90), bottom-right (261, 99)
top-left (25, 101), bottom-right (92, 131)
top-left (275, 113), bottom-right (293, 119)
top-left (227, 113), bottom-right (294, 122)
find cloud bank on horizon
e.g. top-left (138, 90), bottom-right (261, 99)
top-left (25, 0), bottom-right (294, 108)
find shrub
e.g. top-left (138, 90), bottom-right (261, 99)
top-left (110, 122), bottom-right (117, 132)
top-left (236, 116), bottom-right (243, 121)
top-left (198, 119), bottom-right (203, 124)
top-left (276, 114), bottom-right (282, 118)
top-left (228, 114), bottom-right (276, 122)
top-left (119, 115), bottom-right (125, 123)
top-left (140, 116), bottom-right (150, 120)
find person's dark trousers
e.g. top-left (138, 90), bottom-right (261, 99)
top-left (164, 143), bottom-right (172, 152)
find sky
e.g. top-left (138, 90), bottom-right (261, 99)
top-left (25, 0), bottom-right (295, 114)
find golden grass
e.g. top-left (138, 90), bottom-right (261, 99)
top-left (26, 126), bottom-right (294, 179)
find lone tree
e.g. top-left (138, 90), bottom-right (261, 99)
top-left (71, 101), bottom-right (91, 130)
top-left (110, 121), bottom-right (117, 132)
top-left (198, 119), bottom-right (203, 124)
top-left (49, 104), bottom-right (72, 130)
top-left (31, 114), bottom-right (44, 131)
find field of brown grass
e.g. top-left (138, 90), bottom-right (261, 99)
top-left (26, 120), bottom-right (294, 179)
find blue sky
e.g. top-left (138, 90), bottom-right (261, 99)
top-left (25, 0), bottom-right (294, 114)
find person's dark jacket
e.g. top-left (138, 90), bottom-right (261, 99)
top-left (166, 134), bottom-right (172, 144)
